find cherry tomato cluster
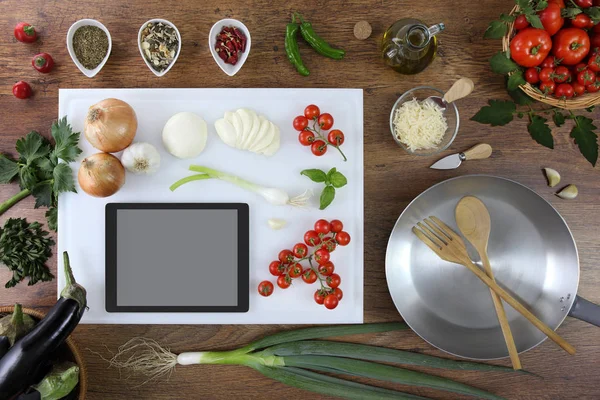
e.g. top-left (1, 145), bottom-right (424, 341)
top-left (293, 104), bottom-right (348, 161)
top-left (11, 22), bottom-right (55, 99)
top-left (257, 219), bottom-right (351, 310)
top-left (510, 0), bottom-right (600, 99)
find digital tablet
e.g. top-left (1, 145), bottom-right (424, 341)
top-left (105, 203), bottom-right (249, 312)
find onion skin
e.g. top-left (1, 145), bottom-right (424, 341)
top-left (78, 153), bottom-right (126, 198)
top-left (84, 98), bottom-right (138, 153)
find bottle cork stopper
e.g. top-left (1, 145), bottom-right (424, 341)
top-left (354, 21), bottom-right (372, 40)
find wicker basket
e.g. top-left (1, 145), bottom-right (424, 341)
top-left (502, 5), bottom-right (600, 109)
top-left (0, 306), bottom-right (87, 400)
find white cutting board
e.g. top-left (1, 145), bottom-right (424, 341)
top-left (57, 88), bottom-right (363, 324)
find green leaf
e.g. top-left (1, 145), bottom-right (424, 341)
top-left (325, 167), bottom-right (337, 185)
top-left (586, 106), bottom-right (595, 113)
top-left (490, 51), bottom-right (519, 74)
top-left (507, 86), bottom-right (534, 105)
top-left (51, 117), bottom-right (82, 163)
top-left (571, 116), bottom-right (598, 166)
top-left (16, 131), bottom-right (50, 165)
top-left (516, 0), bottom-right (534, 12)
top-left (329, 171), bottom-right (348, 188)
top-left (319, 186), bottom-right (336, 210)
top-left (46, 207), bottom-right (58, 232)
top-left (553, 111), bottom-right (566, 127)
top-left (32, 182), bottom-right (53, 208)
top-left (500, 13), bottom-right (516, 22)
top-left (528, 115), bottom-right (554, 149)
top-left (563, 7), bottom-right (583, 18)
top-left (584, 7), bottom-right (600, 23)
top-left (19, 165), bottom-right (38, 190)
top-left (507, 71), bottom-right (527, 91)
top-left (536, 0), bottom-right (548, 10)
top-left (300, 169), bottom-right (327, 183)
top-left (0, 155), bottom-right (19, 183)
top-left (484, 20), bottom-right (508, 39)
top-left (471, 100), bottom-right (516, 126)
top-left (52, 163), bottom-right (76, 194)
top-left (32, 363), bottom-right (80, 400)
top-left (526, 14), bottom-right (544, 29)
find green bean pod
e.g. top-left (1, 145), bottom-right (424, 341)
top-left (285, 23), bottom-right (310, 76)
top-left (300, 22), bottom-right (345, 60)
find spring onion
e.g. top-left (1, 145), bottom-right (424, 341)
top-left (101, 323), bottom-right (514, 400)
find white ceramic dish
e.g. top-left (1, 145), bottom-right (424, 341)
top-left (66, 19), bottom-right (112, 78)
top-left (208, 18), bottom-right (251, 76)
top-left (138, 19), bottom-right (182, 77)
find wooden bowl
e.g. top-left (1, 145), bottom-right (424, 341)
top-left (502, 5), bottom-right (600, 109)
top-left (0, 306), bottom-right (87, 400)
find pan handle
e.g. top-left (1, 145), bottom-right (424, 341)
top-left (569, 295), bottom-right (600, 327)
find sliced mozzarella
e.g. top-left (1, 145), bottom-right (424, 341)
top-left (236, 108), bottom-right (254, 150)
top-left (249, 117), bottom-right (274, 152)
top-left (225, 111), bottom-right (243, 148)
top-left (252, 120), bottom-right (277, 153)
top-left (241, 111), bottom-right (261, 150)
top-left (261, 123), bottom-right (280, 156)
top-left (214, 118), bottom-right (237, 147)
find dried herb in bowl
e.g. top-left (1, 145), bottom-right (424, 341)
top-left (72, 25), bottom-right (109, 70)
top-left (140, 22), bottom-right (179, 72)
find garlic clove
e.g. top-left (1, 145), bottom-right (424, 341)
top-left (543, 168), bottom-right (561, 187)
top-left (556, 184), bottom-right (578, 200)
top-left (267, 218), bottom-right (287, 230)
top-left (121, 142), bottom-right (161, 175)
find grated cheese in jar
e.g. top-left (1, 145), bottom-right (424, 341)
top-left (393, 98), bottom-right (448, 151)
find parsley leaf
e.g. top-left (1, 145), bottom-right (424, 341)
top-left (471, 100), bottom-right (516, 126)
top-left (32, 182), bottom-right (53, 208)
top-left (16, 132), bottom-right (50, 165)
top-left (51, 117), bottom-right (82, 163)
top-left (490, 52), bottom-right (519, 74)
top-left (528, 115), bottom-right (554, 149)
top-left (19, 166), bottom-right (38, 190)
top-left (45, 207), bottom-right (58, 232)
top-left (53, 163), bottom-right (77, 194)
top-left (0, 155), bottom-right (19, 184)
top-left (571, 116), bottom-right (598, 166)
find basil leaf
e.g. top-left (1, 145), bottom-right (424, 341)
top-left (329, 171), bottom-right (348, 189)
top-left (319, 186), bottom-right (336, 210)
top-left (301, 169), bottom-right (327, 183)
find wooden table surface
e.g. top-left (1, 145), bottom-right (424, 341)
top-left (1, 0), bottom-right (600, 398)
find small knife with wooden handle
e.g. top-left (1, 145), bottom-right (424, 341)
top-left (430, 143), bottom-right (492, 170)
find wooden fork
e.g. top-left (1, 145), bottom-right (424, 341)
top-left (413, 216), bottom-right (576, 355)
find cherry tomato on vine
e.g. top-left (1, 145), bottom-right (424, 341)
top-left (540, 56), bottom-right (559, 69)
top-left (277, 274), bottom-right (292, 289)
top-left (14, 22), bottom-right (37, 43)
top-left (330, 219), bottom-right (343, 233)
top-left (302, 269), bottom-right (318, 284)
top-left (317, 113), bottom-right (334, 130)
top-left (574, 0), bottom-right (593, 7)
top-left (324, 294), bottom-right (339, 309)
top-left (591, 33), bottom-right (600, 52)
top-left (335, 231), bottom-right (351, 246)
top-left (278, 249), bottom-right (294, 264)
top-left (539, 67), bottom-right (554, 82)
top-left (314, 219), bottom-right (331, 234)
top-left (538, 3), bottom-right (564, 36)
top-left (552, 28), bottom-right (591, 66)
top-left (311, 140), bottom-right (328, 156)
top-left (586, 79), bottom-right (600, 92)
top-left (588, 52), bottom-right (600, 72)
top-left (574, 63), bottom-right (588, 73)
top-left (289, 263), bottom-right (303, 278)
top-left (314, 289), bottom-right (326, 304)
top-left (304, 104), bottom-right (320, 120)
top-left (258, 281), bottom-right (274, 297)
top-left (298, 130), bottom-right (315, 146)
top-left (553, 66), bottom-right (571, 83)
top-left (269, 261), bottom-right (285, 276)
top-left (318, 261), bottom-right (335, 277)
top-left (321, 237), bottom-right (337, 253)
top-left (539, 80), bottom-right (556, 94)
top-left (12, 81), bottom-right (32, 99)
top-left (314, 249), bottom-right (331, 265)
top-left (304, 230), bottom-right (322, 246)
top-left (572, 82), bottom-right (586, 96)
top-left (333, 288), bottom-right (343, 301)
top-left (525, 67), bottom-right (540, 84)
top-left (326, 273), bottom-right (341, 289)
top-left (555, 83), bottom-right (575, 98)
top-left (578, 69), bottom-right (596, 85)
top-left (292, 243), bottom-right (309, 258)
top-left (514, 15), bottom-right (529, 30)
top-left (293, 115), bottom-right (309, 131)
top-left (572, 14), bottom-right (592, 29)
top-left (327, 129), bottom-right (345, 146)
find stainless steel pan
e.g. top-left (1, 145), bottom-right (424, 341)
top-left (385, 175), bottom-right (600, 360)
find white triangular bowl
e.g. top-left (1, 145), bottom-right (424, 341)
top-left (138, 19), bottom-right (182, 77)
top-left (66, 19), bottom-right (112, 78)
top-left (208, 18), bottom-right (251, 77)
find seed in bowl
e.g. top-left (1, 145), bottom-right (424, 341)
top-left (215, 26), bottom-right (247, 65)
top-left (140, 22), bottom-right (179, 72)
top-left (393, 98), bottom-right (447, 152)
top-left (72, 25), bottom-right (109, 70)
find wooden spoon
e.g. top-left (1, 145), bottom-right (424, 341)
top-left (455, 196), bottom-right (522, 370)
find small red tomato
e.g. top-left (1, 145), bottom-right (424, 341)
top-left (304, 104), bottom-right (320, 120)
top-left (586, 79), bottom-right (600, 92)
top-left (539, 67), bottom-right (554, 82)
top-left (574, 63), bottom-right (588, 73)
top-left (333, 288), bottom-right (343, 301)
top-left (588, 52), bottom-right (600, 72)
top-left (317, 113), bottom-right (334, 130)
top-left (292, 243), bottom-right (309, 258)
top-left (14, 22), bottom-right (37, 43)
top-left (314, 289), bottom-right (326, 305)
top-left (302, 269), bottom-right (318, 284)
top-left (323, 294), bottom-right (339, 309)
top-left (318, 261), bottom-right (335, 277)
top-left (335, 231), bottom-right (351, 246)
top-left (311, 140), bottom-right (328, 156)
top-left (326, 273), bottom-right (341, 289)
top-left (278, 249), bottom-right (294, 264)
top-left (269, 261), bottom-right (284, 276)
top-left (539, 80), bottom-right (556, 94)
top-left (327, 129), bottom-right (344, 146)
top-left (554, 83), bottom-right (575, 98)
top-left (574, 0), bottom-right (593, 7)
top-left (514, 14), bottom-right (529, 30)
top-left (32, 53), bottom-right (54, 73)
top-left (553, 66), bottom-right (571, 83)
top-left (330, 219), bottom-right (343, 233)
top-left (293, 115), bottom-right (309, 131)
top-left (591, 33), bottom-right (600, 51)
top-left (314, 249), bottom-right (331, 265)
top-left (12, 81), bottom-right (32, 99)
top-left (314, 219), bottom-right (332, 234)
top-left (289, 263), bottom-right (303, 278)
top-left (321, 237), bottom-right (337, 253)
top-left (572, 14), bottom-right (592, 29)
top-left (277, 274), bottom-right (292, 289)
top-left (573, 82), bottom-right (586, 96)
top-left (540, 56), bottom-right (559, 69)
top-left (525, 67), bottom-right (540, 84)
top-left (258, 281), bottom-right (274, 297)
top-left (298, 130), bottom-right (315, 146)
top-left (304, 230), bottom-right (322, 246)
top-left (578, 69), bottom-right (596, 85)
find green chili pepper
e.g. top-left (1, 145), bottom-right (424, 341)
top-left (285, 19), bottom-right (310, 76)
top-left (297, 14), bottom-right (345, 60)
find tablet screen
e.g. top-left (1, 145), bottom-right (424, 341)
top-left (105, 204), bottom-right (249, 312)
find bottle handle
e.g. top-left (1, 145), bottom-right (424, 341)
top-left (427, 23), bottom-right (445, 38)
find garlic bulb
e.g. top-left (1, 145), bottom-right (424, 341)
top-left (121, 142), bottom-right (161, 175)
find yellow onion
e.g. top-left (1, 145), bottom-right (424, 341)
top-left (84, 98), bottom-right (138, 152)
top-left (78, 153), bottom-right (125, 197)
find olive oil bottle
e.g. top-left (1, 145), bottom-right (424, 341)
top-left (382, 19), bottom-right (445, 75)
